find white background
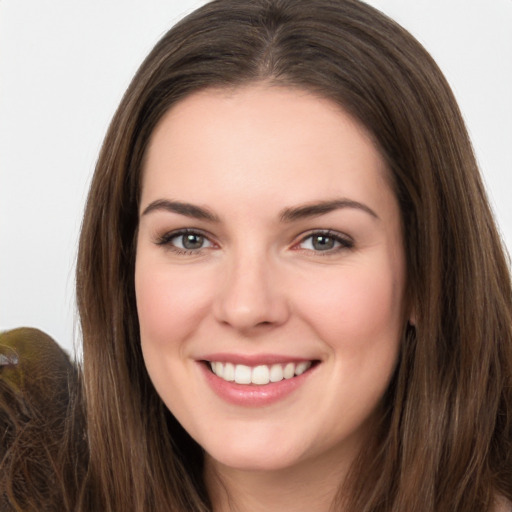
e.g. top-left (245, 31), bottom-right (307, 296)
top-left (1, 1), bottom-right (511, 356)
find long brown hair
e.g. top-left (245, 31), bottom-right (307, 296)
top-left (75, 0), bottom-right (512, 510)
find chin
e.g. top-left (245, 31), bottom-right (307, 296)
top-left (207, 448), bottom-right (302, 473)
top-left (198, 430), bottom-right (303, 473)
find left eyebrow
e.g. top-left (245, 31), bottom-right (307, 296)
top-left (279, 198), bottom-right (379, 222)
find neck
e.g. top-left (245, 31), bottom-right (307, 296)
top-left (204, 447), bottom-right (354, 512)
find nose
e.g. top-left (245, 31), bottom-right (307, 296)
top-left (213, 249), bottom-right (290, 333)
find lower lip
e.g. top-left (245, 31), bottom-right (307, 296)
top-left (199, 362), bottom-right (316, 407)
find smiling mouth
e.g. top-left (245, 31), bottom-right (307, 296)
top-left (206, 361), bottom-right (317, 385)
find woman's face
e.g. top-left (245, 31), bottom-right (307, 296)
top-left (135, 84), bottom-right (407, 475)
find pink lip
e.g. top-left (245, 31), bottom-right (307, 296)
top-left (198, 358), bottom-right (317, 407)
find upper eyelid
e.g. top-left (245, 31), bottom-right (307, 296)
top-left (156, 227), bottom-right (216, 245)
top-left (296, 229), bottom-right (353, 243)
top-left (154, 227), bottom-right (353, 248)
top-left (292, 230), bottom-right (354, 254)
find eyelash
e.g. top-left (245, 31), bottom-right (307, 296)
top-left (155, 229), bottom-right (215, 255)
top-left (295, 230), bottom-right (354, 254)
top-left (155, 229), bottom-right (354, 255)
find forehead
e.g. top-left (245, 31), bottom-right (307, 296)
top-left (141, 84), bottom-right (394, 217)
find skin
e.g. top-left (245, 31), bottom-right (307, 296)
top-left (135, 84), bottom-right (408, 511)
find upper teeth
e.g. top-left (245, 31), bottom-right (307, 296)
top-left (209, 361), bottom-right (312, 385)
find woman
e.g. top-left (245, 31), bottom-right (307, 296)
top-left (44, 0), bottom-right (512, 510)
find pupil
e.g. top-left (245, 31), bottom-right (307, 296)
top-left (313, 235), bottom-right (334, 250)
top-left (183, 234), bottom-right (203, 249)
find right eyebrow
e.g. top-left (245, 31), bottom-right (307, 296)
top-left (140, 199), bottom-right (220, 222)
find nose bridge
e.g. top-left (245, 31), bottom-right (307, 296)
top-left (214, 243), bottom-right (288, 330)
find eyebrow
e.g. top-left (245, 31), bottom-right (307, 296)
top-left (279, 198), bottom-right (379, 222)
top-left (140, 197), bottom-right (378, 223)
top-left (141, 199), bottom-right (220, 222)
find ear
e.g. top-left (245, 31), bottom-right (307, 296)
top-left (408, 308), bottom-right (416, 327)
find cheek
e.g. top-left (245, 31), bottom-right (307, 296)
top-left (296, 260), bottom-right (405, 352)
top-left (134, 259), bottom-right (215, 346)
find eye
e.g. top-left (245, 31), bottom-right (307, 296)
top-left (174, 232), bottom-right (211, 250)
top-left (297, 231), bottom-right (353, 252)
top-left (156, 229), bottom-right (214, 253)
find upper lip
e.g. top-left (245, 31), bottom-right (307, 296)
top-left (198, 353), bottom-right (317, 366)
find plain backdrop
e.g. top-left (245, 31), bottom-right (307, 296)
top-left (1, 0), bottom-right (511, 356)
